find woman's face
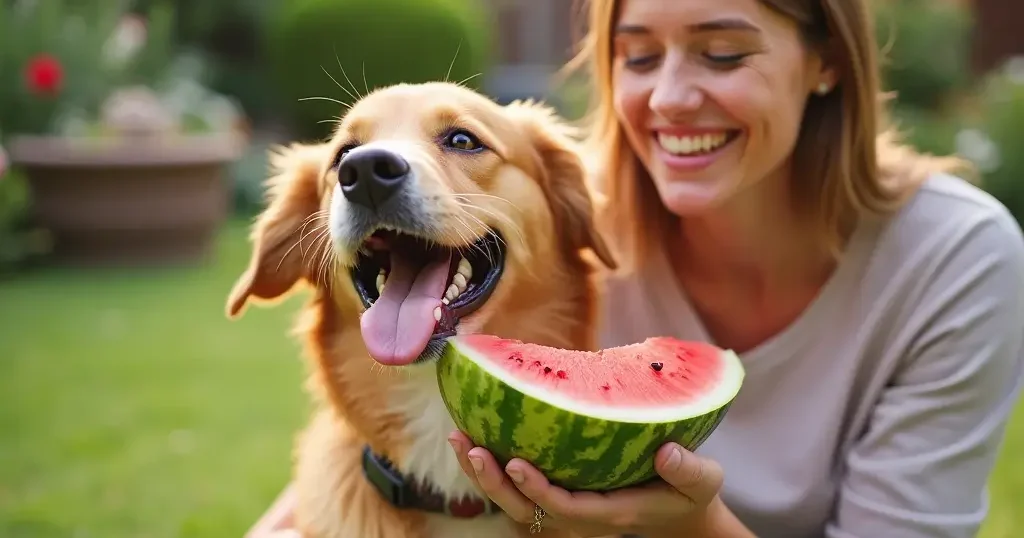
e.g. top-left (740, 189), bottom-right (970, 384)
top-left (612, 0), bottom-right (835, 215)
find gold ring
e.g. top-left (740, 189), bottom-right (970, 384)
top-left (529, 504), bottom-right (546, 534)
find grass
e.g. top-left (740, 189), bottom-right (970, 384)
top-left (0, 219), bottom-right (1022, 537)
top-left (0, 220), bottom-right (309, 538)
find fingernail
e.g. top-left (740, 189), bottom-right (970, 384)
top-left (665, 444), bottom-right (683, 471)
top-left (469, 455), bottom-right (484, 474)
top-left (506, 467), bottom-right (525, 484)
top-left (448, 437), bottom-right (461, 452)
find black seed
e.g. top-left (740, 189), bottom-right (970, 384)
top-left (543, 366), bottom-right (552, 374)
top-left (650, 362), bottom-right (664, 372)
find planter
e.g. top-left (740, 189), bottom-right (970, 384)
top-left (7, 133), bottom-right (245, 267)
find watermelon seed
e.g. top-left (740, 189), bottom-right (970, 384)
top-left (601, 383), bottom-right (611, 391)
top-left (556, 370), bottom-right (567, 379)
top-left (650, 362), bottom-right (664, 372)
top-left (543, 366), bottom-right (552, 374)
top-left (533, 360), bottom-right (542, 367)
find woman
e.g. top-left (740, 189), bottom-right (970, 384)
top-left (251, 0), bottom-right (1024, 536)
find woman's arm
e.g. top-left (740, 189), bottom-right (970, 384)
top-left (828, 210), bottom-right (1024, 538)
top-left (244, 483), bottom-right (299, 538)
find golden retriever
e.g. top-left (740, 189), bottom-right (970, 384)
top-left (226, 81), bottom-right (616, 538)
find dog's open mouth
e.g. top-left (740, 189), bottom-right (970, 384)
top-left (351, 229), bottom-right (505, 366)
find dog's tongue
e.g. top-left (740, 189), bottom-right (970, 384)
top-left (360, 249), bottom-right (451, 365)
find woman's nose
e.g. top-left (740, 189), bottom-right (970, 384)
top-left (648, 56), bottom-right (704, 120)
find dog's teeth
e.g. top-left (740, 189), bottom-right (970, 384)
top-left (457, 257), bottom-right (472, 279)
top-left (445, 284), bottom-right (460, 302)
top-left (433, 307), bottom-right (442, 321)
top-left (453, 273), bottom-right (468, 291)
top-left (442, 297), bottom-right (450, 305)
top-left (376, 272), bottom-right (385, 293)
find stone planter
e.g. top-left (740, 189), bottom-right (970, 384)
top-left (8, 133), bottom-right (245, 267)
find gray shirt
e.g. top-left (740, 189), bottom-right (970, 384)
top-left (598, 174), bottom-right (1024, 538)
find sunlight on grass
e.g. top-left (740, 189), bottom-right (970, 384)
top-left (0, 220), bottom-right (1021, 537)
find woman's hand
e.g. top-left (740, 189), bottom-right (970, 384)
top-left (448, 430), bottom-right (729, 538)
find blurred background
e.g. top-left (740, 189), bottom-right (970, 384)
top-left (1, 0), bottom-right (1023, 536)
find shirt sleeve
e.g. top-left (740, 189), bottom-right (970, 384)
top-left (826, 207), bottom-right (1024, 538)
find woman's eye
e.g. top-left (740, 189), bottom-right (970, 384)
top-left (703, 52), bottom-right (750, 68)
top-left (624, 54), bottom-right (659, 71)
top-left (444, 129), bottom-right (484, 152)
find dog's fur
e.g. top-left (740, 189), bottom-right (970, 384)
top-left (226, 82), bottom-right (616, 538)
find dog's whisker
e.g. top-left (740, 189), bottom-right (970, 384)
top-left (361, 62), bottom-right (370, 96)
top-left (444, 216), bottom-right (478, 252)
top-left (452, 192), bottom-right (519, 208)
top-left (451, 201), bottom-right (524, 250)
top-left (333, 46), bottom-right (364, 101)
top-left (299, 95), bottom-right (350, 108)
top-left (309, 227), bottom-right (334, 287)
top-left (444, 40), bottom-right (463, 83)
top-left (322, 60), bottom-right (359, 104)
top-left (450, 213), bottom-right (496, 266)
top-left (276, 212), bottom-right (330, 273)
top-left (456, 72), bottom-right (483, 87)
top-left (451, 204), bottom-right (518, 261)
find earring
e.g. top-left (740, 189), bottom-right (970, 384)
top-left (816, 82), bottom-right (831, 95)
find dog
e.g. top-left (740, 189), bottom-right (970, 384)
top-left (226, 81), bottom-right (617, 538)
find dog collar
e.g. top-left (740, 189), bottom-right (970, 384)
top-left (361, 445), bottom-right (501, 518)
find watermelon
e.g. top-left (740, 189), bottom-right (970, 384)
top-left (436, 335), bottom-right (745, 491)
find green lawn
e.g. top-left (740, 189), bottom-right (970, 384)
top-left (0, 219), bottom-right (1022, 537)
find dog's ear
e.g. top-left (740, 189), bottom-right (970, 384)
top-left (226, 143), bottom-right (331, 319)
top-left (506, 101), bottom-right (618, 270)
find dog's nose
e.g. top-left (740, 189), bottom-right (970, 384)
top-left (338, 148), bottom-right (411, 210)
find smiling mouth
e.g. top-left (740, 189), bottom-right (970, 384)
top-left (351, 229), bottom-right (506, 366)
top-left (655, 130), bottom-right (742, 157)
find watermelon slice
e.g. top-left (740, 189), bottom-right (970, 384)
top-left (436, 335), bottom-right (745, 491)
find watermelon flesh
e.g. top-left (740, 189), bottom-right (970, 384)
top-left (436, 335), bottom-right (745, 491)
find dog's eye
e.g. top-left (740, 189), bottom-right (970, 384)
top-left (333, 143), bottom-right (359, 167)
top-left (443, 129), bottom-right (485, 153)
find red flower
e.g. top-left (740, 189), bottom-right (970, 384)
top-left (24, 54), bottom-right (63, 96)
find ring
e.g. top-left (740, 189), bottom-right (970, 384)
top-left (529, 504), bottom-right (546, 534)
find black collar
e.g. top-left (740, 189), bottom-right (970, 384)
top-left (361, 445), bottom-right (501, 518)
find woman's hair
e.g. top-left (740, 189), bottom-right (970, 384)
top-left (564, 0), bottom-right (970, 273)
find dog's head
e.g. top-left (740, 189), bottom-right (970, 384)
top-left (227, 82), bottom-right (615, 366)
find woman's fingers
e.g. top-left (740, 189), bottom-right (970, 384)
top-left (448, 432), bottom-right (539, 524)
top-left (654, 443), bottom-right (724, 506)
top-left (464, 446), bottom-right (539, 523)
top-left (448, 431), bottom-right (485, 490)
top-left (505, 457), bottom-right (687, 529)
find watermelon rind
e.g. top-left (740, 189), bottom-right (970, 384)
top-left (435, 337), bottom-right (745, 491)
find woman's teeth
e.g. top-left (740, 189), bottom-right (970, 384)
top-left (376, 255), bottom-right (474, 311)
top-left (657, 132), bottom-right (731, 156)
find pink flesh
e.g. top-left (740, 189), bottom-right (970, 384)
top-left (360, 250), bottom-right (452, 365)
top-left (463, 335), bottom-right (725, 407)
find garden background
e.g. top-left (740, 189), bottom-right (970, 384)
top-left (2, 0), bottom-right (1024, 536)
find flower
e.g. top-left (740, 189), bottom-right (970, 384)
top-left (24, 54), bottom-right (63, 96)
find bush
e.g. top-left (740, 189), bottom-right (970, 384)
top-left (265, 0), bottom-right (492, 139)
top-left (874, 0), bottom-right (973, 112)
top-left (963, 58), bottom-right (1024, 224)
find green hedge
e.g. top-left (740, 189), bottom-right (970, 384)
top-left (265, 0), bottom-right (492, 139)
top-left (969, 62), bottom-right (1024, 224)
top-left (874, 0), bottom-right (973, 112)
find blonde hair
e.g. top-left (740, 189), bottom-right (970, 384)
top-left (564, 0), bottom-right (971, 273)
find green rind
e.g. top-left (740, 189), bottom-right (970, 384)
top-left (436, 340), bottom-right (740, 491)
